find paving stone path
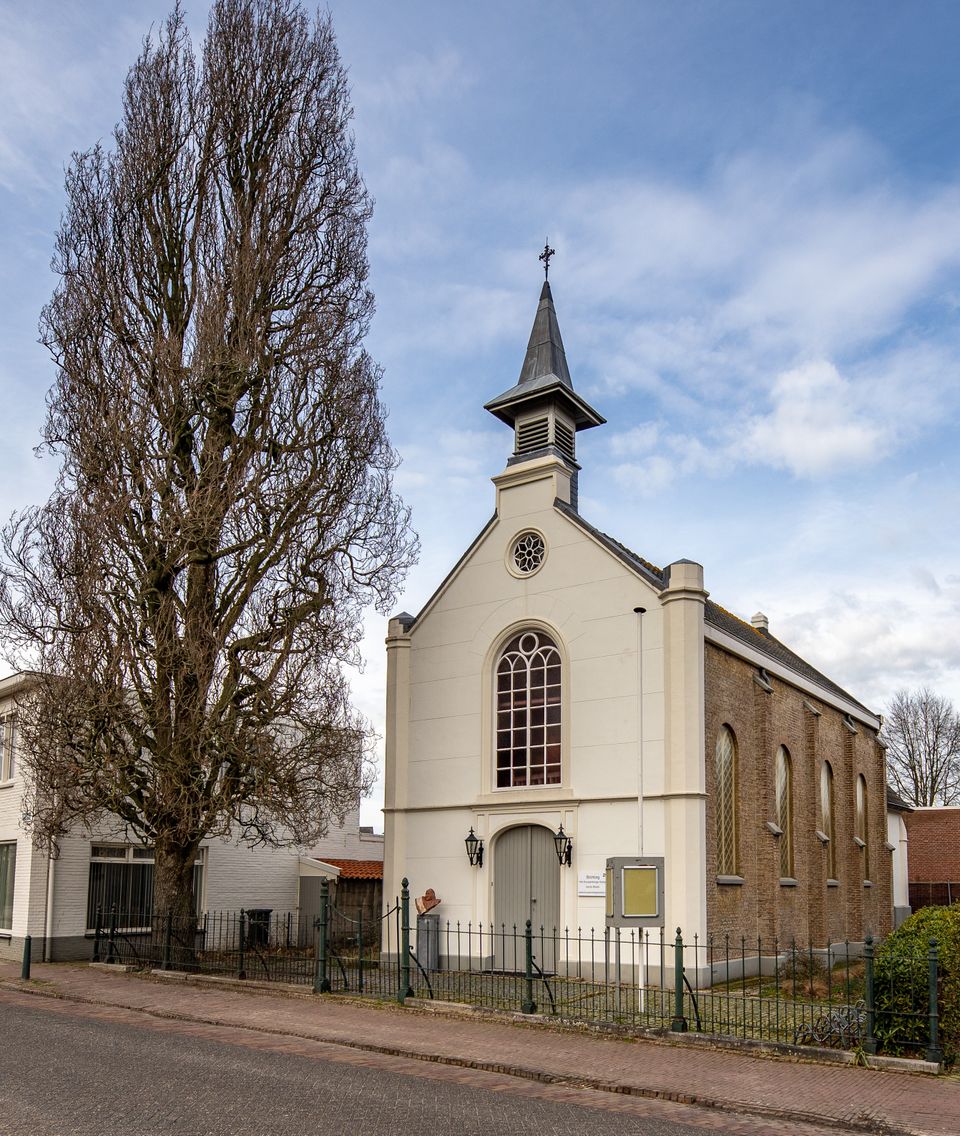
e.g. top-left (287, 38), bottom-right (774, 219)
top-left (2, 961), bottom-right (956, 1135)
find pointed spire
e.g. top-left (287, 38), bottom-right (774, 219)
top-left (484, 277), bottom-right (604, 431)
top-left (516, 280), bottom-right (573, 390)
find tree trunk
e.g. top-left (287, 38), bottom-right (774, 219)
top-left (153, 840), bottom-right (199, 926)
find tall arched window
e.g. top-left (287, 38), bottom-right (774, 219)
top-left (495, 630), bottom-right (561, 788)
top-left (856, 774), bottom-right (870, 882)
top-left (715, 726), bottom-right (738, 875)
top-left (776, 745), bottom-right (793, 878)
top-left (820, 761), bottom-right (836, 879)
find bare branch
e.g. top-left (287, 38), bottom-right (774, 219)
top-left (0, 0), bottom-right (417, 919)
top-left (882, 688), bottom-right (960, 807)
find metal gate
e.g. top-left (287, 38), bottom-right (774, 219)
top-left (321, 898), bottom-right (401, 998)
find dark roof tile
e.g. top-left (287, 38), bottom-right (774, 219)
top-left (555, 501), bottom-right (875, 719)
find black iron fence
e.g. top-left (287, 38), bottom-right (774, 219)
top-left (92, 879), bottom-right (944, 1062)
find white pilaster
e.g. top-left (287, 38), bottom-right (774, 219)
top-left (659, 560), bottom-right (708, 942)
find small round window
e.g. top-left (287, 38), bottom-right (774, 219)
top-left (512, 531), bottom-right (545, 574)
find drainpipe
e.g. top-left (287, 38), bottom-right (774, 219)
top-left (634, 607), bottom-right (646, 855)
top-left (43, 844), bottom-right (56, 962)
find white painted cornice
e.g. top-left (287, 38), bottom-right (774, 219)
top-left (704, 624), bottom-right (880, 731)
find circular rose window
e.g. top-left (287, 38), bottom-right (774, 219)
top-left (512, 531), bottom-right (546, 574)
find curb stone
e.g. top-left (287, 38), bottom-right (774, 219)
top-left (0, 969), bottom-right (933, 1136)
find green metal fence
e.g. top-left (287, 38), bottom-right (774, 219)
top-left (93, 881), bottom-right (943, 1061)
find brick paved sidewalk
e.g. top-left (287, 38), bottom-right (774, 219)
top-left (2, 961), bottom-right (956, 1135)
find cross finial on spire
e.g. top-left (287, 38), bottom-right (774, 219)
top-left (539, 239), bottom-right (555, 279)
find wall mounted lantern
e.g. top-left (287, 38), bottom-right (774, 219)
top-left (554, 825), bottom-right (573, 866)
top-left (464, 827), bottom-right (484, 868)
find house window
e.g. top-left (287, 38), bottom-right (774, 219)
top-left (776, 745), bottom-right (793, 878)
top-left (87, 845), bottom-right (205, 929)
top-left (0, 842), bottom-right (15, 931)
top-left (856, 774), bottom-right (870, 882)
top-left (715, 726), bottom-right (738, 875)
top-left (820, 761), bottom-right (836, 879)
top-left (0, 716), bottom-right (15, 781)
top-left (495, 630), bottom-right (561, 788)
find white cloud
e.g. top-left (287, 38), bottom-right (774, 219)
top-left (740, 360), bottom-right (888, 477)
top-left (608, 422), bottom-right (661, 456)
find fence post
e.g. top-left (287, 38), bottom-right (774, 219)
top-left (21, 934), bottom-right (31, 980)
top-left (927, 937), bottom-right (943, 1065)
top-left (671, 927), bottom-right (688, 1032)
top-left (162, 911), bottom-right (173, 972)
top-left (313, 878), bottom-right (331, 994)
top-left (357, 907), bottom-right (365, 995)
top-left (522, 920), bottom-right (537, 1014)
top-left (92, 905), bottom-right (103, 963)
top-left (106, 907), bottom-right (118, 965)
top-left (399, 878), bottom-right (413, 1002)
top-left (862, 933), bottom-right (877, 1054)
top-left (238, 909), bottom-right (246, 980)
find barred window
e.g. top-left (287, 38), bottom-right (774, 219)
top-left (776, 746), bottom-right (793, 878)
top-left (495, 630), bottom-right (561, 788)
top-left (87, 845), bottom-right (205, 930)
top-left (715, 726), bottom-right (738, 875)
top-left (856, 774), bottom-right (870, 882)
top-left (820, 761), bottom-right (836, 879)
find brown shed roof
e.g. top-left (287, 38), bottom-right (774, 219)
top-left (324, 859), bottom-right (383, 880)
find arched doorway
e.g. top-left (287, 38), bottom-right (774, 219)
top-left (493, 824), bottom-right (560, 972)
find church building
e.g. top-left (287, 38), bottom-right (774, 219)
top-left (382, 273), bottom-right (891, 953)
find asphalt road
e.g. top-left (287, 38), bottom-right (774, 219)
top-left (0, 992), bottom-right (838, 1136)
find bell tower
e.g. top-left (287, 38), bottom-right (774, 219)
top-left (483, 249), bottom-right (604, 511)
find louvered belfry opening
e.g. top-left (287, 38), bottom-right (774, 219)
top-left (516, 416), bottom-right (549, 455)
top-left (553, 418), bottom-right (575, 460)
top-left (485, 276), bottom-right (605, 509)
top-left (514, 410), bottom-right (577, 462)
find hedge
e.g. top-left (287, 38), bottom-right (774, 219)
top-left (874, 903), bottom-right (960, 1064)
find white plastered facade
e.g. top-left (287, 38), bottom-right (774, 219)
top-left (383, 450), bottom-right (710, 944)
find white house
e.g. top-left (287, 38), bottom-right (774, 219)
top-left (382, 278), bottom-right (892, 958)
top-left (0, 671), bottom-right (381, 963)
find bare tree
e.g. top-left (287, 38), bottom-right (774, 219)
top-left (883, 689), bottom-right (960, 807)
top-left (0, 0), bottom-right (416, 921)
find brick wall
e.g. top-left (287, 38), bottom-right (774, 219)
top-left (704, 642), bottom-right (891, 945)
top-left (903, 808), bottom-right (960, 882)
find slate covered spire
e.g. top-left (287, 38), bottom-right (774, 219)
top-left (484, 277), bottom-right (605, 434)
top-left (516, 280), bottom-right (573, 390)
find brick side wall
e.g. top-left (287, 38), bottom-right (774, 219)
top-left (903, 808), bottom-right (960, 881)
top-left (705, 642), bottom-right (891, 944)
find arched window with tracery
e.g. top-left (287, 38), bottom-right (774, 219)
top-left (715, 726), bottom-right (738, 875)
top-left (776, 746), bottom-right (793, 879)
top-left (856, 774), bottom-right (870, 882)
top-left (820, 760), bottom-right (837, 879)
top-left (495, 630), bottom-right (562, 788)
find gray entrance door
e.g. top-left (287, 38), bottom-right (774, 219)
top-left (493, 825), bottom-right (560, 973)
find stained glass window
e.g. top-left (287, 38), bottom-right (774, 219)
top-left (716, 727), bottom-right (738, 875)
top-left (856, 774), bottom-right (870, 882)
top-left (776, 746), bottom-right (793, 878)
top-left (821, 761), bottom-right (836, 879)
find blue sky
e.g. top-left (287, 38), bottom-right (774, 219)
top-left (3, 2), bottom-right (960, 825)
